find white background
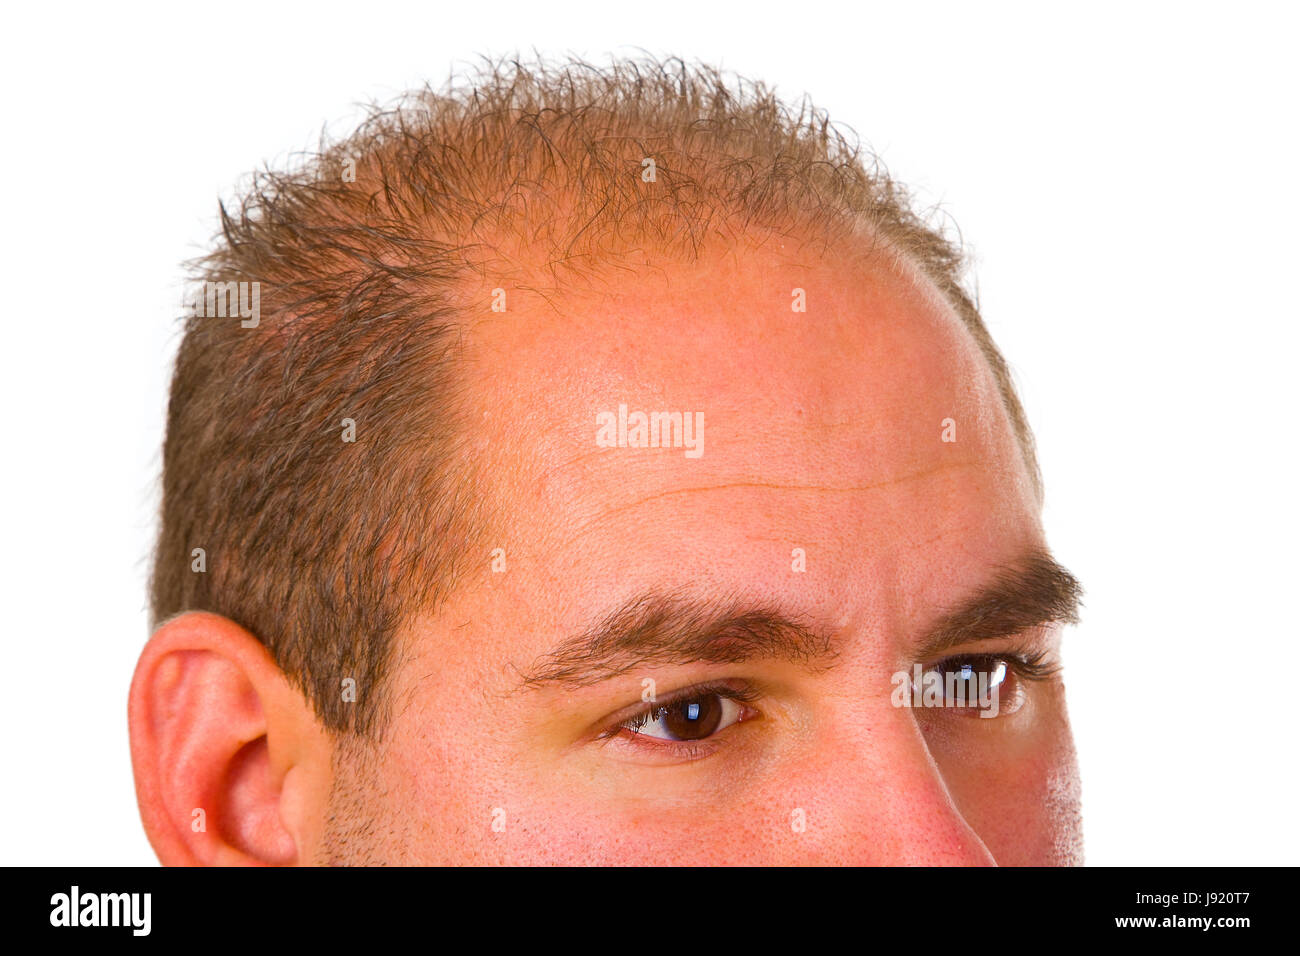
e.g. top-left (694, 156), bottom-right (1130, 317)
top-left (1, 0), bottom-right (1295, 866)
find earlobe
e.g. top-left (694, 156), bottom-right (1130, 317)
top-left (128, 612), bottom-right (332, 866)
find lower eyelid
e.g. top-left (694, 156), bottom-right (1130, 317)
top-left (603, 734), bottom-right (724, 764)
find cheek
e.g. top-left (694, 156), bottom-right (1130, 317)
top-left (501, 804), bottom-right (770, 865)
top-left (924, 687), bottom-right (1083, 865)
top-left (372, 750), bottom-right (820, 865)
top-left (467, 780), bottom-right (796, 865)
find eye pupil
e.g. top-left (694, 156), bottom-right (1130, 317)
top-left (663, 694), bottom-right (723, 740)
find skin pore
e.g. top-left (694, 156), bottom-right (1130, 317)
top-left (130, 231), bottom-right (1083, 866)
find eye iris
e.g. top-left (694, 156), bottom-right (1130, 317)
top-left (662, 694), bottom-right (723, 740)
top-left (936, 657), bottom-right (1010, 709)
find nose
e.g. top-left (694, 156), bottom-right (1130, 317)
top-left (782, 711), bottom-right (996, 865)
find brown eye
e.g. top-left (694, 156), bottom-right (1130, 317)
top-left (927, 655), bottom-right (1023, 717)
top-left (661, 695), bottom-right (723, 739)
top-left (941, 658), bottom-right (1006, 707)
top-left (620, 692), bottom-right (746, 741)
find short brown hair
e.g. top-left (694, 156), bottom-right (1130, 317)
top-left (151, 54), bottom-right (1040, 739)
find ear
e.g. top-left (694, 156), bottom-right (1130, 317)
top-left (128, 611), bottom-right (335, 865)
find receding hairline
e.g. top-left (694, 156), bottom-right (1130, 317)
top-left (156, 53), bottom-right (1044, 742)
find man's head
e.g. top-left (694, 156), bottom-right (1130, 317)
top-left (130, 56), bottom-right (1080, 865)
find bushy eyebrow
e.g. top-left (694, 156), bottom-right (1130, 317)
top-left (516, 592), bottom-right (836, 688)
top-left (913, 550), bottom-right (1083, 661)
top-left (516, 549), bottom-right (1082, 689)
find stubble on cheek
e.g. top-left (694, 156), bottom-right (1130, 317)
top-left (317, 737), bottom-right (395, 866)
top-left (1043, 742), bottom-right (1085, 866)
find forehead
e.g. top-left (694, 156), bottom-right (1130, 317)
top-left (451, 236), bottom-right (1039, 633)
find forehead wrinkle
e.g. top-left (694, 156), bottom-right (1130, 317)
top-left (566, 459), bottom-right (981, 543)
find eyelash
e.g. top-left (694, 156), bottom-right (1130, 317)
top-left (929, 647), bottom-right (1060, 683)
top-left (598, 648), bottom-right (1061, 753)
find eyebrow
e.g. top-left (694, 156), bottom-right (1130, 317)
top-left (516, 549), bottom-right (1082, 689)
top-left (911, 550), bottom-right (1083, 661)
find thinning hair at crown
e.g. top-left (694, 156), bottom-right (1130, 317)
top-left (151, 53), bottom-right (1040, 741)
